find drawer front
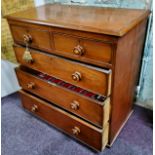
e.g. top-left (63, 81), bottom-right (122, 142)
top-left (14, 45), bottom-right (111, 96)
top-left (16, 67), bottom-right (107, 127)
top-left (8, 21), bottom-right (114, 68)
top-left (53, 33), bottom-right (113, 67)
top-left (19, 90), bottom-right (108, 151)
top-left (9, 21), bottom-right (52, 51)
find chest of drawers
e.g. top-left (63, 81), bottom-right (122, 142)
top-left (6, 4), bottom-right (150, 151)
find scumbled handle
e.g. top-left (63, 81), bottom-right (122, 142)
top-left (70, 100), bottom-right (80, 110)
top-left (23, 34), bottom-right (32, 44)
top-left (31, 104), bottom-right (38, 112)
top-left (27, 82), bottom-right (35, 89)
top-left (73, 45), bottom-right (84, 56)
top-left (71, 72), bottom-right (82, 82)
top-left (72, 126), bottom-right (80, 135)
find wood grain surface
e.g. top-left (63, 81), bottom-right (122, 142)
top-left (14, 45), bottom-right (111, 96)
top-left (19, 90), bottom-right (109, 151)
top-left (109, 19), bottom-right (148, 144)
top-left (16, 67), bottom-right (111, 127)
top-left (6, 3), bottom-right (150, 36)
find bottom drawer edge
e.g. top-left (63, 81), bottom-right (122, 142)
top-left (102, 123), bottom-right (109, 151)
top-left (19, 90), bottom-right (109, 151)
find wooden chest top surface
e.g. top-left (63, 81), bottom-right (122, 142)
top-left (6, 3), bottom-right (149, 36)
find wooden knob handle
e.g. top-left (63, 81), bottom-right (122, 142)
top-left (70, 101), bottom-right (79, 110)
top-left (27, 82), bottom-right (35, 89)
top-left (23, 34), bottom-right (32, 44)
top-left (72, 126), bottom-right (80, 135)
top-left (73, 45), bottom-right (84, 56)
top-left (72, 72), bottom-right (82, 81)
top-left (31, 104), bottom-right (38, 112)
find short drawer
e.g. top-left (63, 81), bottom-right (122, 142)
top-left (19, 90), bottom-right (109, 151)
top-left (9, 21), bottom-right (52, 51)
top-left (14, 45), bottom-right (111, 96)
top-left (16, 67), bottom-right (111, 128)
top-left (53, 33), bottom-right (113, 67)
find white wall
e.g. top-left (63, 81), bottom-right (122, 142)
top-left (34, 0), bottom-right (46, 6)
top-left (1, 60), bottom-right (20, 97)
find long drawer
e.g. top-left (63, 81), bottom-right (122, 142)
top-left (16, 67), bottom-right (110, 128)
top-left (14, 45), bottom-right (111, 96)
top-left (19, 90), bottom-right (109, 151)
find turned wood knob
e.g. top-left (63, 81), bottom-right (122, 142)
top-left (31, 104), bottom-right (38, 112)
top-left (27, 82), bottom-right (35, 89)
top-left (72, 126), bottom-right (80, 135)
top-left (71, 72), bottom-right (82, 82)
top-left (23, 34), bottom-right (32, 44)
top-left (73, 45), bottom-right (84, 56)
top-left (70, 100), bottom-right (79, 110)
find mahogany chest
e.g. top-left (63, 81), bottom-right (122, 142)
top-left (6, 4), bottom-right (150, 151)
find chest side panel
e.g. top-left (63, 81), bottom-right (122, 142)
top-left (109, 19), bottom-right (148, 144)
